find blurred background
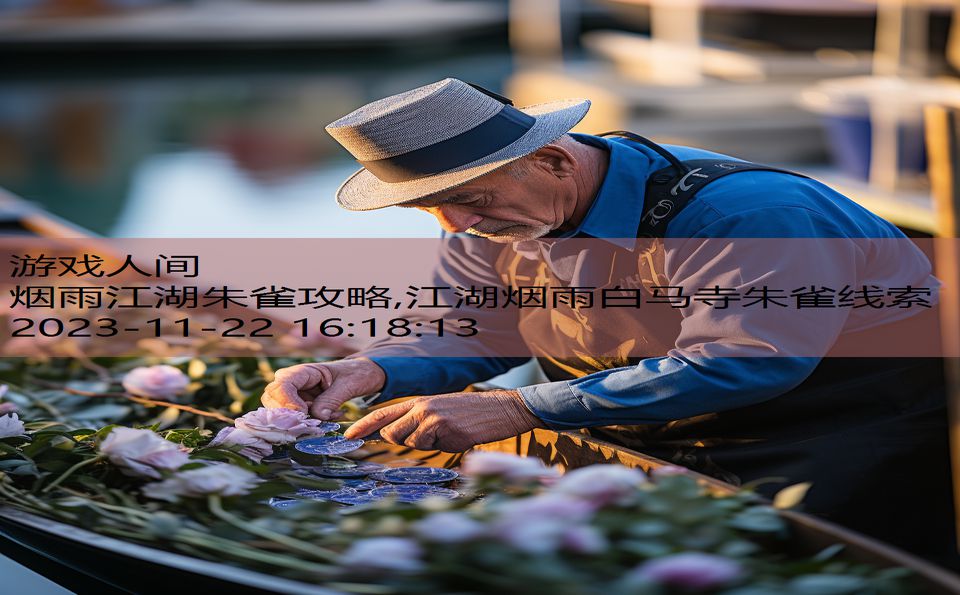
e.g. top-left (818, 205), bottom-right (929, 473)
top-left (2, 0), bottom-right (959, 239)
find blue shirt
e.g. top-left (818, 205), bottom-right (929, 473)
top-left (352, 133), bottom-right (937, 429)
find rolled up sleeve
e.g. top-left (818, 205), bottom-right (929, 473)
top-left (349, 233), bottom-right (530, 403)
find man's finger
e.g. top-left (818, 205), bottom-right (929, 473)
top-left (344, 400), bottom-right (417, 439)
top-left (379, 413), bottom-right (421, 445)
top-left (309, 385), bottom-right (357, 420)
top-left (402, 422), bottom-right (440, 450)
top-left (261, 382), bottom-right (308, 412)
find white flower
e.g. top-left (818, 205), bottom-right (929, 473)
top-left (121, 365), bottom-right (190, 400)
top-left (552, 464), bottom-right (646, 506)
top-left (651, 465), bottom-right (688, 478)
top-left (491, 494), bottom-right (596, 555)
top-left (339, 537), bottom-right (424, 574)
top-left (461, 451), bottom-right (558, 484)
top-left (631, 552), bottom-right (744, 590)
top-left (413, 512), bottom-right (486, 544)
top-left (142, 463), bottom-right (261, 502)
top-left (208, 426), bottom-right (274, 462)
top-left (0, 413), bottom-right (26, 439)
top-left (234, 407), bottom-right (334, 444)
top-left (561, 525), bottom-right (608, 554)
top-left (98, 427), bottom-right (190, 479)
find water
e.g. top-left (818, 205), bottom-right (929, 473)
top-left (0, 45), bottom-right (514, 238)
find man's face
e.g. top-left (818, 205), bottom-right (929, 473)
top-left (396, 157), bottom-right (567, 243)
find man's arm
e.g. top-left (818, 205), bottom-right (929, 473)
top-left (348, 233), bottom-right (530, 403)
top-left (263, 234), bottom-right (530, 418)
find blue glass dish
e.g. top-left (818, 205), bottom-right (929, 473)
top-left (369, 466), bottom-right (459, 484)
top-left (296, 487), bottom-right (356, 501)
top-left (313, 421), bottom-right (342, 434)
top-left (292, 436), bottom-right (365, 464)
top-left (329, 490), bottom-right (384, 506)
top-left (268, 498), bottom-right (305, 510)
top-left (341, 478), bottom-right (378, 491)
top-left (312, 461), bottom-right (385, 478)
top-left (369, 484), bottom-right (460, 503)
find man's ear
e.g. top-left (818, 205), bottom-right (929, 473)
top-left (528, 144), bottom-right (576, 178)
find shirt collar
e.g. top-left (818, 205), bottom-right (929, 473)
top-left (547, 132), bottom-right (653, 252)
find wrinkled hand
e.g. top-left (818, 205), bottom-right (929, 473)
top-left (261, 358), bottom-right (386, 420)
top-left (343, 390), bottom-right (547, 452)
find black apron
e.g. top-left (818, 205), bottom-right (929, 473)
top-left (495, 132), bottom-right (956, 564)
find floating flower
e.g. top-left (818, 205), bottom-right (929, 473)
top-left (631, 552), bottom-right (744, 590)
top-left (208, 426), bottom-right (275, 462)
top-left (561, 525), bottom-right (608, 555)
top-left (491, 494), bottom-right (596, 554)
top-left (461, 451), bottom-right (558, 484)
top-left (651, 465), bottom-right (689, 478)
top-left (98, 427), bottom-right (190, 479)
top-left (552, 464), bottom-right (647, 506)
top-left (413, 512), bottom-right (486, 544)
top-left (142, 463), bottom-right (262, 502)
top-left (339, 537), bottom-right (424, 574)
top-left (0, 413), bottom-right (26, 439)
top-left (121, 365), bottom-right (190, 400)
top-left (234, 407), bottom-right (336, 444)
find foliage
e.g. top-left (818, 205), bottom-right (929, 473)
top-left (0, 357), bottom-right (923, 594)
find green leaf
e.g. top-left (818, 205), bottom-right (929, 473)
top-left (276, 472), bottom-right (340, 491)
top-left (728, 506), bottom-right (787, 533)
top-left (788, 574), bottom-right (868, 594)
top-left (224, 372), bottom-right (248, 403)
top-left (191, 447), bottom-right (262, 470)
top-left (246, 481), bottom-right (299, 501)
top-left (93, 425), bottom-right (119, 442)
top-left (70, 404), bottom-right (131, 421)
top-left (188, 359), bottom-right (207, 379)
top-left (773, 482), bottom-right (812, 510)
top-left (812, 543), bottom-right (846, 563)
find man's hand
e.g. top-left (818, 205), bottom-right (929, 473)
top-left (342, 389), bottom-right (547, 452)
top-left (261, 358), bottom-right (386, 420)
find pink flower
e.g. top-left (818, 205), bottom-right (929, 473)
top-left (552, 464), bottom-right (647, 506)
top-left (561, 525), bottom-right (608, 554)
top-left (208, 426), bottom-right (274, 462)
top-left (121, 365), bottom-right (190, 400)
top-left (652, 465), bottom-right (689, 478)
top-left (339, 538), bottom-right (424, 573)
top-left (461, 451), bottom-right (558, 484)
top-left (0, 413), bottom-right (26, 439)
top-left (98, 427), bottom-right (191, 479)
top-left (491, 494), bottom-right (596, 554)
top-left (413, 512), bottom-right (486, 544)
top-left (234, 407), bottom-right (337, 444)
top-left (142, 463), bottom-right (261, 502)
top-left (632, 552), bottom-right (744, 590)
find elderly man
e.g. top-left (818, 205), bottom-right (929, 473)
top-left (261, 78), bottom-right (953, 561)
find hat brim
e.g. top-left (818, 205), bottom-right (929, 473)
top-left (334, 98), bottom-right (591, 211)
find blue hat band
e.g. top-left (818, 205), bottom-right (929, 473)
top-left (357, 105), bottom-right (536, 183)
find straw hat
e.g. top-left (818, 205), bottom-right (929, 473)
top-left (325, 78), bottom-right (590, 211)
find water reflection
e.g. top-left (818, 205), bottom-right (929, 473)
top-left (113, 151), bottom-right (439, 237)
top-left (0, 50), bottom-right (512, 237)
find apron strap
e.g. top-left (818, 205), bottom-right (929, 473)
top-left (596, 131), bottom-right (809, 238)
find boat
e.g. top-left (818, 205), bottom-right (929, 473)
top-left (3, 428), bottom-right (960, 594)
